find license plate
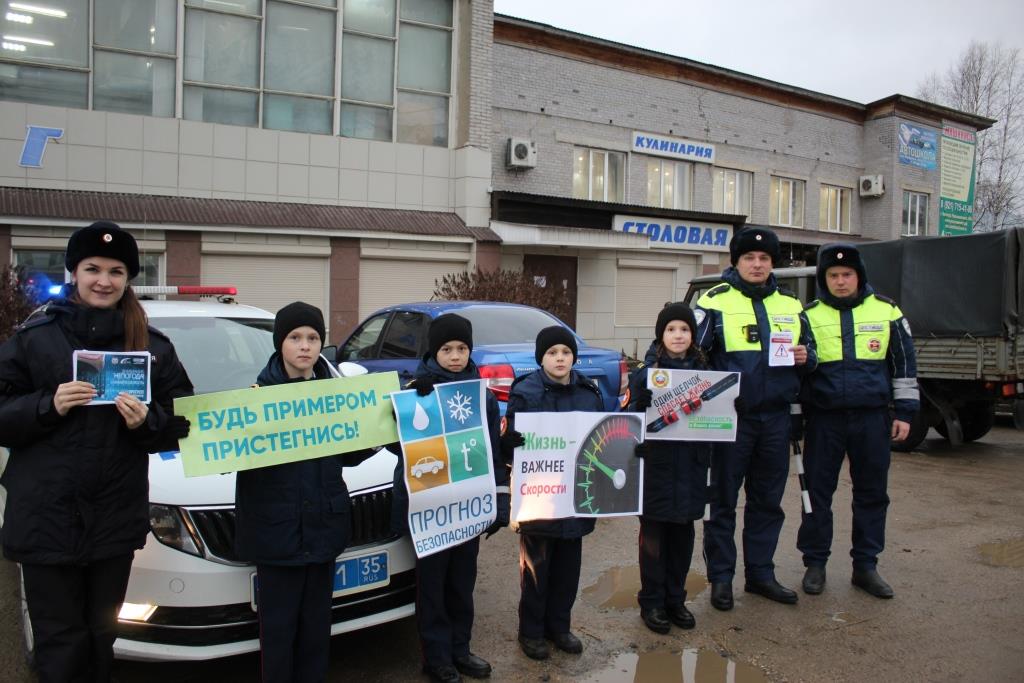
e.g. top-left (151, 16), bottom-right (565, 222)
top-left (250, 550), bottom-right (390, 611)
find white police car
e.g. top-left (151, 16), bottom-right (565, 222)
top-left (5, 287), bottom-right (415, 662)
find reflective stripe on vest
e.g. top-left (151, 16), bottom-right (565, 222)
top-left (698, 286), bottom-right (803, 352)
top-left (805, 295), bottom-right (902, 363)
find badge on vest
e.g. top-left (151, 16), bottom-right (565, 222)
top-left (771, 315), bottom-right (795, 324)
top-left (867, 338), bottom-right (882, 352)
top-left (857, 323), bottom-right (885, 332)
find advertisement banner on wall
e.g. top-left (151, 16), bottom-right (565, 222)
top-left (939, 126), bottom-right (977, 235)
top-left (898, 122), bottom-right (938, 170)
top-left (511, 412), bottom-right (644, 522)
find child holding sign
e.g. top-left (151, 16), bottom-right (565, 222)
top-left (503, 326), bottom-right (603, 661)
top-left (234, 302), bottom-right (377, 683)
top-left (626, 303), bottom-right (713, 634)
top-left (389, 313), bottom-right (509, 683)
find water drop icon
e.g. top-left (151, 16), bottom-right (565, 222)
top-left (412, 402), bottom-right (430, 431)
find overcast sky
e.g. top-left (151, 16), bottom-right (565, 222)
top-left (492, 0), bottom-right (1024, 104)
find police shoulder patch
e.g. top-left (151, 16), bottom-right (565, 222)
top-left (694, 308), bottom-right (707, 327)
top-left (705, 283), bottom-right (730, 297)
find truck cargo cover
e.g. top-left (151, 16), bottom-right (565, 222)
top-left (858, 228), bottom-right (1022, 338)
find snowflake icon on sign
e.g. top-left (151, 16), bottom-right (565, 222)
top-left (446, 391), bottom-right (474, 424)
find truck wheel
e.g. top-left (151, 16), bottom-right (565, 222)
top-left (937, 402), bottom-right (995, 443)
top-left (892, 409), bottom-right (930, 452)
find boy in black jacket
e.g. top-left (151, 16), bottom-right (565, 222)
top-left (390, 313), bottom-right (510, 683)
top-left (503, 326), bottom-right (603, 661)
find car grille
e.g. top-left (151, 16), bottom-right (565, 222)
top-left (188, 486), bottom-right (397, 564)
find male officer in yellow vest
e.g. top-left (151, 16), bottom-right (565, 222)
top-left (797, 243), bottom-right (918, 599)
top-left (696, 226), bottom-right (816, 611)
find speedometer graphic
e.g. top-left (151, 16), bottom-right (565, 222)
top-left (574, 415), bottom-right (643, 514)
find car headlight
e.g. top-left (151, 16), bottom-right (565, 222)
top-left (149, 504), bottom-right (203, 557)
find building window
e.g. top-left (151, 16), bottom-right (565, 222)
top-left (819, 185), bottom-right (851, 233)
top-left (712, 168), bottom-right (753, 215)
top-left (902, 191), bottom-right (928, 237)
top-left (646, 158), bottom-right (692, 209)
top-left (769, 176), bottom-right (805, 228)
top-left (573, 147), bottom-right (625, 203)
top-left (13, 249), bottom-right (162, 288)
top-left (93, 0), bottom-right (177, 117)
top-left (0, 0), bottom-right (89, 107)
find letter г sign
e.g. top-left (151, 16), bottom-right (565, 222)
top-left (20, 126), bottom-right (65, 167)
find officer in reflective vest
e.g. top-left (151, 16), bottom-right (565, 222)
top-left (797, 243), bottom-right (918, 599)
top-left (695, 226), bottom-right (816, 611)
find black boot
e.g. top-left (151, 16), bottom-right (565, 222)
top-left (640, 607), bottom-right (670, 634)
top-left (665, 604), bottom-right (695, 629)
top-left (802, 566), bottom-right (826, 595)
top-left (518, 635), bottom-right (550, 660)
top-left (710, 582), bottom-right (733, 611)
top-left (422, 664), bottom-right (462, 683)
top-left (453, 653), bottom-right (492, 679)
top-left (744, 578), bottom-right (798, 604)
top-left (546, 631), bottom-right (583, 654)
top-left (851, 568), bottom-right (894, 599)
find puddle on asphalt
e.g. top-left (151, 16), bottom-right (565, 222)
top-left (583, 566), bottom-right (708, 609)
top-left (978, 538), bottom-right (1024, 567)
top-left (583, 649), bottom-right (767, 683)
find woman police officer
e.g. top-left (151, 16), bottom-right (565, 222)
top-left (0, 221), bottom-right (193, 682)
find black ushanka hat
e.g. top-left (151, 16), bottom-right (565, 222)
top-left (65, 221), bottom-right (141, 278)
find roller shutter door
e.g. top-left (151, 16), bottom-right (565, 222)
top-left (359, 259), bottom-right (466, 318)
top-left (615, 266), bottom-right (675, 326)
top-left (201, 254), bottom-right (329, 316)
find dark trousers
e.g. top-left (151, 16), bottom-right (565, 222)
top-left (21, 553), bottom-right (134, 683)
top-left (255, 561), bottom-right (333, 683)
top-left (638, 517), bottom-right (695, 610)
top-left (703, 409), bottom-right (790, 583)
top-left (415, 537), bottom-right (479, 668)
top-left (797, 408), bottom-right (891, 570)
top-left (518, 534), bottom-right (582, 639)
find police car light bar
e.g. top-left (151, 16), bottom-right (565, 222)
top-left (133, 286), bottom-right (238, 296)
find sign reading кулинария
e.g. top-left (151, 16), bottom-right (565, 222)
top-left (632, 131), bottom-right (716, 163)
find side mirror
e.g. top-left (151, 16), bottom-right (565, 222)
top-left (321, 345), bottom-right (338, 363)
top-left (337, 361), bottom-right (369, 377)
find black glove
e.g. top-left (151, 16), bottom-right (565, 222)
top-left (733, 396), bottom-right (747, 416)
top-left (790, 410), bottom-right (804, 442)
top-left (500, 429), bottom-right (525, 461)
top-left (485, 492), bottom-right (511, 539)
top-left (633, 386), bottom-right (653, 411)
top-left (633, 441), bottom-right (652, 458)
top-left (411, 378), bottom-right (435, 396)
top-left (165, 415), bottom-right (190, 440)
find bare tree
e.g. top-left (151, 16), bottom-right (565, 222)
top-left (918, 42), bottom-right (1024, 231)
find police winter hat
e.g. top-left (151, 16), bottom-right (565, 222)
top-left (535, 326), bottom-right (578, 365)
top-left (816, 242), bottom-right (867, 293)
top-left (428, 313), bottom-right (473, 359)
top-left (273, 301), bottom-right (326, 352)
top-left (656, 302), bottom-right (698, 341)
top-left (65, 221), bottom-right (141, 279)
top-left (729, 226), bottom-right (780, 266)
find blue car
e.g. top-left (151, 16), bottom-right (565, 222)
top-left (337, 302), bottom-right (626, 412)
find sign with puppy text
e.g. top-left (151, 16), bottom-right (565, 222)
top-left (644, 369), bottom-right (740, 441)
top-left (391, 380), bottom-right (497, 558)
top-left (511, 412), bottom-right (644, 522)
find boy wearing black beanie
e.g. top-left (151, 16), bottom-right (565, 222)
top-left (502, 325), bottom-right (603, 660)
top-left (390, 313), bottom-right (509, 683)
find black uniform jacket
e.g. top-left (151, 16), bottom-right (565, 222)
top-left (390, 356), bottom-right (506, 537)
top-left (234, 354), bottom-right (376, 566)
top-left (0, 298), bottom-right (193, 564)
top-left (505, 369), bottom-right (602, 539)
top-left (626, 344), bottom-right (712, 523)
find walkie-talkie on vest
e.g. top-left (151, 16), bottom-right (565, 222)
top-left (646, 372), bottom-right (740, 433)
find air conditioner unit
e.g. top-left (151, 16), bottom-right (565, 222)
top-left (859, 174), bottom-right (884, 197)
top-left (506, 137), bottom-right (537, 168)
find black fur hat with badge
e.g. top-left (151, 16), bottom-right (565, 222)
top-left (729, 226), bottom-right (780, 266)
top-left (65, 221), bottom-right (141, 278)
top-left (816, 242), bottom-right (867, 294)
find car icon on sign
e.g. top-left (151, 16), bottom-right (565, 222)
top-left (411, 456), bottom-right (444, 478)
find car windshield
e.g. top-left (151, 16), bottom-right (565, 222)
top-left (455, 306), bottom-right (564, 345)
top-left (151, 317), bottom-right (275, 394)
